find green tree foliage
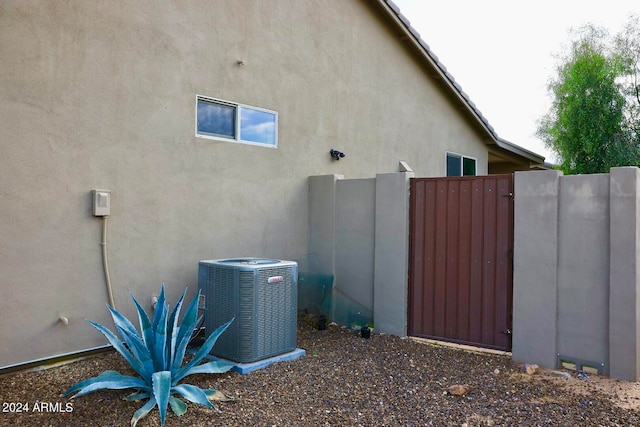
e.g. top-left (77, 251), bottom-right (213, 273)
top-left (615, 15), bottom-right (640, 144)
top-left (537, 19), bottom-right (640, 174)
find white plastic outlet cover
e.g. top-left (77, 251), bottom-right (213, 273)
top-left (92, 190), bottom-right (111, 216)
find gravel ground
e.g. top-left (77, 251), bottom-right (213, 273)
top-left (1, 315), bottom-right (640, 426)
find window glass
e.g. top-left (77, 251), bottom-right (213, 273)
top-left (240, 107), bottom-right (277, 146)
top-left (446, 152), bottom-right (477, 177)
top-left (463, 157), bottom-right (477, 176)
top-left (197, 99), bottom-right (236, 139)
top-left (196, 96), bottom-right (278, 147)
top-left (446, 153), bottom-right (462, 177)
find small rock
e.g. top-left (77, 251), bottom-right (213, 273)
top-left (524, 363), bottom-right (539, 375)
top-left (448, 384), bottom-right (469, 396)
top-left (551, 370), bottom-right (572, 379)
top-left (494, 369), bottom-right (500, 375)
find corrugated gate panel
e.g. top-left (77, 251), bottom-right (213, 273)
top-left (408, 174), bottom-right (513, 351)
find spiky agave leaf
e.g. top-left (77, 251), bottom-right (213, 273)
top-left (150, 283), bottom-right (167, 370)
top-left (173, 318), bottom-right (234, 384)
top-left (131, 396), bottom-right (157, 427)
top-left (64, 370), bottom-right (119, 397)
top-left (106, 303), bottom-right (140, 339)
top-left (85, 320), bottom-right (149, 380)
top-left (166, 288), bottom-right (187, 371)
top-left (129, 291), bottom-right (154, 352)
top-left (182, 359), bottom-right (235, 377)
top-left (111, 320), bottom-right (151, 369)
top-left (107, 306), bottom-right (154, 383)
top-left (64, 370), bottom-right (149, 399)
top-left (152, 371), bottom-right (172, 426)
top-left (124, 391), bottom-right (151, 401)
top-left (168, 396), bottom-right (187, 417)
top-left (172, 383), bottom-right (215, 409)
top-left (151, 283), bottom-right (167, 331)
top-left (152, 292), bottom-right (169, 371)
top-left (170, 290), bottom-right (202, 372)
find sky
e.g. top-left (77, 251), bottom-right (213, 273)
top-left (392, 0), bottom-right (640, 163)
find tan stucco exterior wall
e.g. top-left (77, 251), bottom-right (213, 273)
top-left (0, 0), bottom-right (489, 367)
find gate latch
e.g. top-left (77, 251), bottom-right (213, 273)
top-left (501, 329), bottom-right (512, 335)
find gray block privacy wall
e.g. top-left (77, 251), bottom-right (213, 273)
top-left (513, 167), bottom-right (640, 381)
top-left (307, 172), bottom-right (412, 336)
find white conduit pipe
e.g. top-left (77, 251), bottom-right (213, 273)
top-left (101, 216), bottom-right (116, 309)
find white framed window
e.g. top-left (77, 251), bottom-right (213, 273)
top-left (446, 152), bottom-right (477, 177)
top-left (196, 95), bottom-right (278, 147)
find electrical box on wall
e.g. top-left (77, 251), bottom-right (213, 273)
top-left (92, 190), bottom-right (111, 216)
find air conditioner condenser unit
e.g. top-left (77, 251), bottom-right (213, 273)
top-left (198, 258), bottom-right (298, 363)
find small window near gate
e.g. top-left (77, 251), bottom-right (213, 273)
top-left (196, 95), bottom-right (278, 147)
top-left (446, 152), bottom-right (477, 177)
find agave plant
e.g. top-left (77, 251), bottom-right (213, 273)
top-left (64, 284), bottom-right (235, 426)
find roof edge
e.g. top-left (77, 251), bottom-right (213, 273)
top-left (377, 0), bottom-right (497, 139)
top-left (495, 137), bottom-right (545, 164)
top-left (377, 0), bottom-right (546, 164)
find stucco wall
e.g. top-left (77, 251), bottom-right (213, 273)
top-left (557, 174), bottom-right (610, 371)
top-left (513, 168), bottom-right (640, 381)
top-left (1, 1), bottom-right (489, 367)
top-left (334, 178), bottom-right (376, 325)
top-left (307, 173), bottom-right (411, 336)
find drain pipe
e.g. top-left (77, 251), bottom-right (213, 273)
top-left (101, 216), bottom-right (115, 309)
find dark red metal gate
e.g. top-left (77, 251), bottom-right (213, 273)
top-left (408, 174), bottom-right (514, 351)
